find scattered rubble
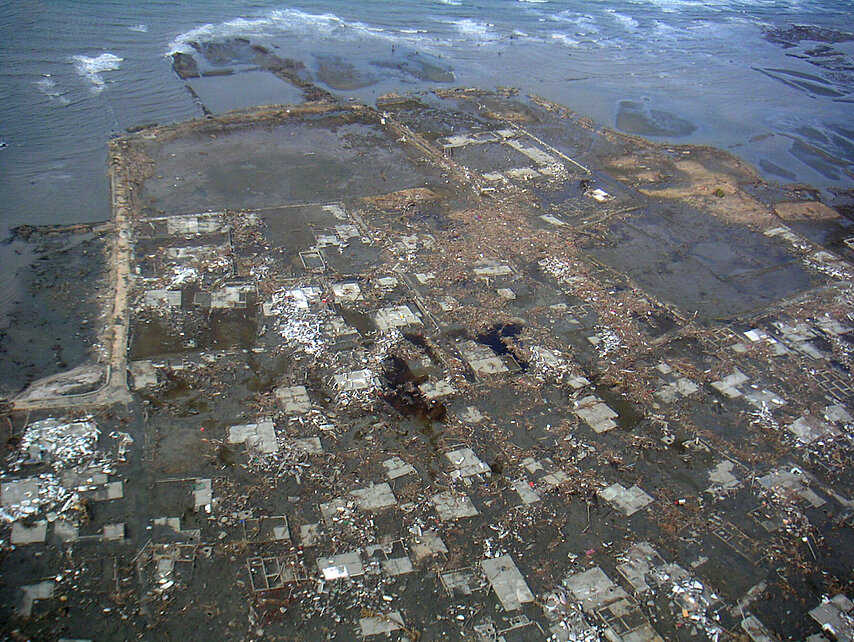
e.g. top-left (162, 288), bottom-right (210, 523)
top-left (2, 89), bottom-right (852, 641)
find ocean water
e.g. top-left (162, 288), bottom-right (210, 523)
top-left (0, 0), bottom-right (852, 236)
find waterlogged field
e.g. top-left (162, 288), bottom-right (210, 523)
top-left (1, 0), bottom-right (853, 232)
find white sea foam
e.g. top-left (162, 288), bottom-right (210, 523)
top-left (651, 19), bottom-right (681, 39)
top-left (35, 77), bottom-right (70, 105)
top-left (552, 12), bottom-right (600, 35)
top-left (449, 18), bottom-right (495, 41)
top-left (549, 32), bottom-right (579, 47)
top-left (167, 16), bottom-right (283, 52)
top-left (611, 12), bottom-right (639, 29)
top-left (639, 0), bottom-right (714, 12)
top-left (166, 8), bottom-right (441, 56)
top-left (70, 53), bottom-right (122, 93)
top-left (36, 77), bottom-right (56, 91)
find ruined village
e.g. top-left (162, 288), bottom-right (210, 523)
top-left (1, 55), bottom-right (853, 642)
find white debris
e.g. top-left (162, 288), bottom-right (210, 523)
top-left (539, 257), bottom-right (581, 287)
top-left (331, 282), bottom-right (362, 302)
top-left (1, 474), bottom-right (73, 523)
top-left (588, 188), bottom-right (612, 202)
top-left (20, 417), bottom-right (100, 469)
top-left (530, 346), bottom-right (573, 380)
top-left (587, 328), bottom-right (623, 358)
top-left (333, 369), bottom-right (376, 392)
top-left (373, 305), bottom-right (420, 331)
top-left (269, 289), bottom-right (330, 356)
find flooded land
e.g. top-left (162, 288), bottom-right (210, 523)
top-left (1, 78), bottom-right (853, 641)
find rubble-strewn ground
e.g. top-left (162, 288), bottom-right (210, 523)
top-left (2, 88), bottom-right (853, 641)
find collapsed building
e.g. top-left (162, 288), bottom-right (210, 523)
top-left (1, 85), bottom-right (852, 641)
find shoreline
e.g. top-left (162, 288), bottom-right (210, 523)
top-left (6, 89), bottom-right (851, 409)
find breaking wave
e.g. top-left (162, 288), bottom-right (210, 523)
top-left (166, 8), bottom-right (450, 56)
top-left (552, 12), bottom-right (601, 35)
top-left (70, 52), bottom-right (122, 93)
top-left (549, 32), bottom-right (580, 47)
top-left (447, 18), bottom-right (496, 41)
top-left (610, 11), bottom-right (640, 29)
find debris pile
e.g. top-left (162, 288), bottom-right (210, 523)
top-left (17, 417), bottom-right (99, 469)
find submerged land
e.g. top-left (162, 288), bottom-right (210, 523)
top-left (1, 47), bottom-right (853, 642)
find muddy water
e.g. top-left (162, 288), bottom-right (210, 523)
top-left (130, 309), bottom-right (257, 360)
top-left (185, 70), bottom-right (305, 114)
top-left (475, 322), bottom-right (529, 373)
top-left (595, 385), bottom-right (643, 431)
top-left (139, 116), bottom-right (446, 217)
top-left (586, 204), bottom-right (818, 320)
top-left (615, 99), bottom-right (697, 138)
top-left (314, 54), bottom-right (377, 91)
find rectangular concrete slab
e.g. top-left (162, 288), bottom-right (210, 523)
top-left (11, 520), bottom-right (47, 545)
top-left (318, 551), bottom-right (364, 580)
top-left (359, 611), bottom-right (404, 637)
top-left (431, 491), bottom-right (479, 521)
top-left (275, 385), bottom-right (312, 413)
top-left (481, 555), bottom-right (535, 611)
top-left (350, 483), bottom-right (397, 511)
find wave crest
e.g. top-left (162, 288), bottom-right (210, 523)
top-left (71, 53), bottom-right (123, 93)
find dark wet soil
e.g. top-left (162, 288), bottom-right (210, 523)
top-left (763, 24), bottom-right (854, 49)
top-left (585, 204), bottom-right (818, 320)
top-left (0, 227), bottom-right (106, 397)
